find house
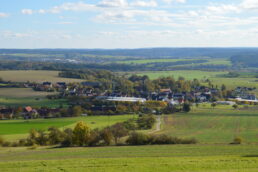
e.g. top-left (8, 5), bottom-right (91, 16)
top-left (81, 82), bottom-right (101, 88)
top-left (23, 106), bottom-right (38, 119)
top-left (0, 108), bottom-right (13, 119)
top-left (43, 82), bottom-right (52, 87)
top-left (216, 101), bottom-right (236, 105)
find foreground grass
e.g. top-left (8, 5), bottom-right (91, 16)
top-left (0, 144), bottom-right (257, 172)
top-left (0, 115), bottom-right (134, 141)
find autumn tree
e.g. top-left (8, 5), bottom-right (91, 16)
top-left (73, 121), bottom-right (91, 146)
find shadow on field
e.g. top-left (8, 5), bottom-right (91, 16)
top-left (243, 155), bottom-right (258, 157)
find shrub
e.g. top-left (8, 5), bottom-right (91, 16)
top-left (48, 127), bottom-right (66, 145)
top-left (137, 115), bottom-right (156, 129)
top-left (61, 128), bottom-right (74, 147)
top-left (2, 141), bottom-right (11, 147)
top-left (126, 132), bottom-right (150, 145)
top-left (100, 128), bottom-right (114, 145)
top-left (231, 137), bottom-right (243, 144)
top-left (88, 129), bottom-right (101, 146)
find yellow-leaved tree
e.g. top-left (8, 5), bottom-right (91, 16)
top-left (73, 121), bottom-right (91, 146)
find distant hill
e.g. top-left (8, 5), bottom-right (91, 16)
top-left (1, 48), bottom-right (258, 59)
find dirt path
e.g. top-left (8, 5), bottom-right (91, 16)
top-left (149, 115), bottom-right (162, 133)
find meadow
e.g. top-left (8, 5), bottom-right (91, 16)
top-left (0, 70), bottom-right (84, 83)
top-left (0, 144), bottom-right (257, 172)
top-left (134, 70), bottom-right (227, 80)
top-left (158, 106), bottom-right (258, 144)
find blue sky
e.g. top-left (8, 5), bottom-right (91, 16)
top-left (0, 0), bottom-right (257, 48)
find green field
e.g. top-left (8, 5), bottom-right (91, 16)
top-left (135, 70), bottom-right (227, 80)
top-left (0, 70), bottom-right (84, 83)
top-left (115, 58), bottom-right (231, 67)
top-left (0, 115), bottom-right (134, 141)
top-left (158, 107), bottom-right (258, 144)
top-left (134, 70), bottom-right (258, 92)
top-left (0, 144), bottom-right (257, 172)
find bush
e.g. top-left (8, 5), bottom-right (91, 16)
top-left (100, 128), bottom-right (114, 145)
top-left (88, 129), bottom-right (101, 146)
top-left (126, 132), bottom-right (150, 145)
top-left (61, 128), bottom-right (74, 147)
top-left (2, 141), bottom-right (11, 147)
top-left (231, 137), bottom-right (243, 144)
top-left (137, 115), bottom-right (156, 130)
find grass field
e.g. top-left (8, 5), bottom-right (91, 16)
top-left (0, 115), bottom-right (134, 141)
top-left (157, 107), bottom-right (258, 144)
top-left (134, 70), bottom-right (258, 92)
top-left (0, 144), bottom-right (257, 172)
top-left (115, 58), bottom-right (231, 67)
top-left (135, 70), bottom-right (227, 80)
top-left (0, 70), bottom-right (84, 83)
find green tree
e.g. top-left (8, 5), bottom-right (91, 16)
top-left (72, 106), bottom-right (83, 117)
top-left (73, 121), bottom-right (91, 146)
top-left (110, 123), bottom-right (128, 144)
top-left (183, 103), bottom-right (191, 112)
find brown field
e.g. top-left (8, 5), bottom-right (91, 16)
top-left (0, 70), bottom-right (84, 83)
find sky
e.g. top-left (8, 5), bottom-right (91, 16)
top-left (0, 0), bottom-right (258, 48)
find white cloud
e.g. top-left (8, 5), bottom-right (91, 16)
top-left (241, 0), bottom-right (258, 9)
top-left (0, 12), bottom-right (8, 18)
top-left (21, 9), bottom-right (33, 15)
top-left (162, 0), bottom-right (186, 4)
top-left (97, 0), bottom-right (128, 8)
top-left (130, 1), bottom-right (158, 7)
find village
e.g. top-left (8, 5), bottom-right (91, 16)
top-left (0, 79), bottom-right (257, 120)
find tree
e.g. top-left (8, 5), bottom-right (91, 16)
top-left (110, 123), bottom-right (129, 144)
top-left (183, 103), bottom-right (191, 112)
top-left (232, 104), bottom-right (238, 110)
top-left (73, 121), bottom-right (91, 146)
top-left (71, 106), bottom-right (83, 117)
top-left (211, 103), bottom-right (217, 109)
top-left (48, 127), bottom-right (65, 145)
top-left (221, 84), bottom-right (226, 91)
top-left (101, 128), bottom-right (113, 145)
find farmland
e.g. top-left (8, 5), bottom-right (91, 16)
top-left (116, 58), bottom-right (231, 66)
top-left (0, 144), bottom-right (257, 172)
top-left (133, 70), bottom-right (227, 80)
top-left (158, 107), bottom-right (258, 144)
top-left (0, 88), bottom-right (65, 108)
top-left (0, 70), bottom-right (84, 83)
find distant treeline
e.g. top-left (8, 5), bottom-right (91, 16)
top-left (1, 48), bottom-right (258, 58)
top-left (231, 54), bottom-right (258, 68)
top-left (0, 60), bottom-right (228, 72)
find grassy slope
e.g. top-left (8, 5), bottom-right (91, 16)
top-left (0, 145), bottom-right (257, 172)
top-left (0, 70), bottom-right (84, 83)
top-left (0, 115), bottom-right (135, 141)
